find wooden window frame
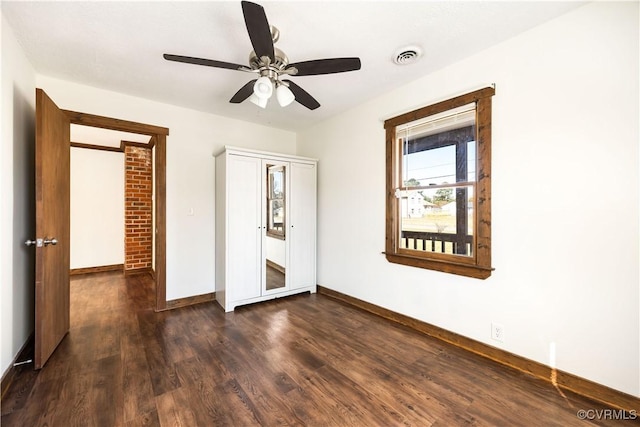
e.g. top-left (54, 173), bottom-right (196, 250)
top-left (383, 87), bottom-right (495, 279)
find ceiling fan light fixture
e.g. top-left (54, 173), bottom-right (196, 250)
top-left (249, 93), bottom-right (268, 108)
top-left (276, 83), bottom-right (295, 107)
top-left (253, 76), bottom-right (273, 99)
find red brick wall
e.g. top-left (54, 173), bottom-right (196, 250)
top-left (124, 145), bottom-right (152, 273)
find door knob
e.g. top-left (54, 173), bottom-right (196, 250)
top-left (43, 237), bottom-right (58, 246)
top-left (24, 238), bottom-right (56, 247)
top-left (25, 238), bottom-right (43, 247)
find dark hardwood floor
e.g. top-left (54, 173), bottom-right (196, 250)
top-left (1, 271), bottom-right (636, 426)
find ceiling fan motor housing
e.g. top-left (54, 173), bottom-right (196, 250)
top-left (250, 47), bottom-right (289, 73)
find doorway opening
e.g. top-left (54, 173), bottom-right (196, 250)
top-left (65, 110), bottom-right (169, 311)
top-left (70, 136), bottom-right (154, 277)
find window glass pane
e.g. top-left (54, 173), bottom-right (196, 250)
top-left (398, 105), bottom-right (476, 187)
top-left (395, 103), bottom-right (477, 258)
top-left (403, 145), bottom-right (456, 186)
top-left (398, 185), bottom-right (474, 257)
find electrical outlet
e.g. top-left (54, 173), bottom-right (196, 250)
top-left (491, 322), bottom-right (504, 342)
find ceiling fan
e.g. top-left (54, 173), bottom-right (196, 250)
top-left (163, 1), bottom-right (361, 110)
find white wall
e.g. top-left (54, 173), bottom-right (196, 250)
top-left (1, 12), bottom-right (36, 376)
top-left (36, 75), bottom-right (297, 301)
top-left (297, 2), bottom-right (639, 397)
top-left (70, 147), bottom-right (124, 269)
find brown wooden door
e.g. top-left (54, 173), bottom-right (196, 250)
top-left (34, 88), bottom-right (71, 369)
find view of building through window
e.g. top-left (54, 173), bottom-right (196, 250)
top-left (396, 105), bottom-right (476, 256)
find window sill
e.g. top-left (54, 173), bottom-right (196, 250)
top-left (383, 252), bottom-right (493, 279)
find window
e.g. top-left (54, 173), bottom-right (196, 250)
top-left (384, 87), bottom-right (495, 278)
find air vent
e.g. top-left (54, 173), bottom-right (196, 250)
top-left (393, 46), bottom-right (422, 65)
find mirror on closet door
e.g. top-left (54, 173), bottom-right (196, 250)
top-left (265, 164), bottom-right (286, 291)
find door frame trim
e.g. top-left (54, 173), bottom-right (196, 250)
top-left (63, 109), bottom-right (169, 311)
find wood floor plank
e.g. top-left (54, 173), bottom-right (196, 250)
top-left (155, 388), bottom-right (188, 427)
top-left (214, 342), bottom-right (306, 425)
top-left (0, 364), bottom-right (39, 414)
top-left (136, 310), bottom-right (183, 397)
top-left (2, 378), bottom-right (61, 426)
top-left (2, 271), bottom-right (636, 426)
top-left (302, 363), bottom-right (404, 426)
top-left (124, 409), bottom-right (161, 427)
top-left (121, 332), bottom-right (156, 422)
top-left (173, 358), bottom-right (235, 425)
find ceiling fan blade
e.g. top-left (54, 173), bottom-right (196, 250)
top-left (229, 79), bottom-right (257, 103)
top-left (282, 80), bottom-right (320, 110)
top-left (163, 54), bottom-right (248, 71)
top-left (288, 58), bottom-right (361, 76)
top-left (241, 1), bottom-right (275, 62)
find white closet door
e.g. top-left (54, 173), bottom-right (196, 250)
top-left (289, 162), bottom-right (317, 289)
top-left (227, 155), bottom-right (262, 301)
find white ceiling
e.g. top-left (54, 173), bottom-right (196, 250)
top-left (2, 1), bottom-right (584, 132)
